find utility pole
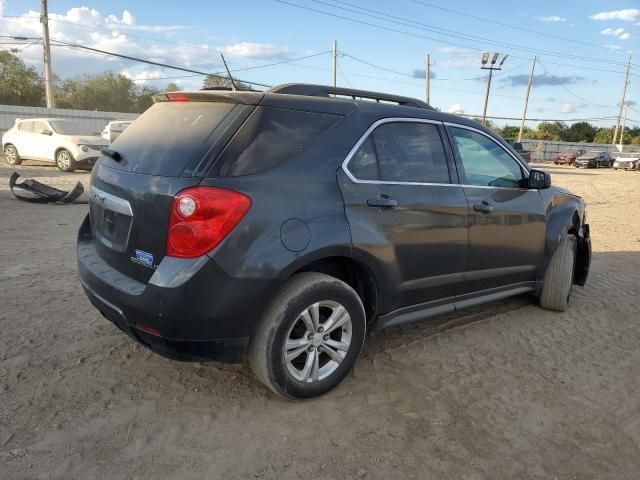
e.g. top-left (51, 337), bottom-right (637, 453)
top-left (332, 41), bottom-right (337, 87)
top-left (612, 55), bottom-right (631, 145)
top-left (425, 54), bottom-right (432, 105)
top-left (41, 0), bottom-right (55, 108)
top-left (518, 56), bottom-right (536, 142)
top-left (619, 104), bottom-right (628, 146)
top-left (480, 52), bottom-right (507, 126)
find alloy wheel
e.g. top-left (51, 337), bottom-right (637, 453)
top-left (283, 300), bottom-right (352, 383)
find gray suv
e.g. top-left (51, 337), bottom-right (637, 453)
top-left (77, 84), bottom-right (591, 399)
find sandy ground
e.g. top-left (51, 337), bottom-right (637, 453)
top-left (1, 159), bottom-right (640, 480)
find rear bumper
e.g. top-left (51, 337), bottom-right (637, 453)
top-left (77, 214), bottom-right (279, 363)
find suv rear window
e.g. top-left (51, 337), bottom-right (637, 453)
top-left (211, 106), bottom-right (341, 177)
top-left (102, 101), bottom-right (236, 177)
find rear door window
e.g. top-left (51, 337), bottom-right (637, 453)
top-left (211, 107), bottom-right (341, 177)
top-left (102, 101), bottom-right (236, 177)
top-left (346, 121), bottom-right (451, 184)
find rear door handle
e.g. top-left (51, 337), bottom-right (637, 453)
top-left (472, 201), bottom-right (494, 213)
top-left (367, 197), bottom-right (398, 209)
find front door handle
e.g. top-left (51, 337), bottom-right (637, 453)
top-left (367, 196), bottom-right (398, 209)
top-left (472, 201), bottom-right (494, 213)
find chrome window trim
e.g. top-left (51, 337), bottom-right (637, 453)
top-left (342, 117), bottom-right (532, 190)
top-left (443, 121), bottom-right (530, 172)
top-left (341, 117), bottom-right (455, 187)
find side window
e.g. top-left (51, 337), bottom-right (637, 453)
top-left (214, 107), bottom-right (341, 177)
top-left (451, 127), bottom-right (524, 188)
top-left (372, 122), bottom-right (450, 184)
top-left (33, 121), bottom-right (48, 134)
top-left (19, 121), bottom-right (34, 132)
top-left (348, 137), bottom-right (379, 180)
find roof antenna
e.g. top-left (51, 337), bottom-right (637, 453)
top-left (219, 53), bottom-right (238, 91)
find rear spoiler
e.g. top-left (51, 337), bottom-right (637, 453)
top-left (152, 91), bottom-right (263, 106)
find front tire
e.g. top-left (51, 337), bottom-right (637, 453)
top-left (539, 234), bottom-right (577, 312)
top-left (55, 149), bottom-right (76, 172)
top-left (248, 272), bottom-right (366, 399)
top-left (3, 144), bottom-right (22, 165)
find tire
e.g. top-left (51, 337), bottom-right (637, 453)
top-left (3, 144), bottom-right (22, 165)
top-left (539, 234), bottom-right (577, 312)
top-left (55, 149), bottom-right (76, 172)
top-left (248, 272), bottom-right (366, 400)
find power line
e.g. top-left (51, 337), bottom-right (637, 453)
top-left (277, 0), bottom-right (627, 67)
top-left (458, 114), bottom-right (621, 122)
top-left (408, 0), bottom-right (612, 51)
top-left (41, 38), bottom-right (273, 88)
top-left (316, 0), bottom-right (624, 66)
top-left (536, 60), bottom-right (616, 108)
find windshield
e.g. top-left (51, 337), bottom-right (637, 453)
top-left (49, 120), bottom-right (97, 136)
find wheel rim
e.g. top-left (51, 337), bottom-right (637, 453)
top-left (5, 146), bottom-right (16, 164)
top-left (57, 151), bottom-right (70, 170)
top-left (283, 300), bottom-right (352, 383)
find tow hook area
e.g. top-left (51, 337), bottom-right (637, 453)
top-left (574, 223), bottom-right (591, 286)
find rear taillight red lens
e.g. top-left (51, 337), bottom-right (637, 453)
top-left (167, 187), bottom-right (251, 258)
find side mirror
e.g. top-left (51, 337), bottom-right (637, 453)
top-left (528, 169), bottom-right (551, 189)
top-left (39, 128), bottom-right (52, 136)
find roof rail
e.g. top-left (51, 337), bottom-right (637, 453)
top-left (268, 83), bottom-right (433, 110)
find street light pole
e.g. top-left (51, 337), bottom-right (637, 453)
top-left (480, 52), bottom-right (507, 126)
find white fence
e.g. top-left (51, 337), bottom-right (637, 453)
top-left (0, 105), bottom-right (138, 135)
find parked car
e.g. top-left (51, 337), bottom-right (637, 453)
top-left (574, 151), bottom-right (613, 168)
top-left (554, 148), bottom-right (586, 166)
top-left (77, 84), bottom-right (591, 399)
top-left (101, 120), bottom-right (133, 144)
top-left (507, 141), bottom-right (531, 162)
top-left (613, 151), bottom-right (640, 171)
top-left (2, 118), bottom-right (109, 172)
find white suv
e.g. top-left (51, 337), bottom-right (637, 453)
top-left (2, 118), bottom-right (109, 172)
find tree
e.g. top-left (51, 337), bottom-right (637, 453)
top-left (564, 122), bottom-right (596, 143)
top-left (165, 82), bottom-right (180, 92)
top-left (57, 72), bottom-right (138, 112)
top-left (534, 121), bottom-right (567, 141)
top-left (0, 50), bottom-right (44, 106)
top-left (593, 128), bottom-right (614, 144)
top-left (202, 74), bottom-right (251, 90)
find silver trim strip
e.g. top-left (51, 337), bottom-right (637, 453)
top-left (90, 186), bottom-right (133, 216)
top-left (341, 117), bottom-right (531, 189)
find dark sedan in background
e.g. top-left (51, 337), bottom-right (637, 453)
top-left (554, 148), bottom-right (586, 165)
top-left (575, 151), bottom-right (613, 168)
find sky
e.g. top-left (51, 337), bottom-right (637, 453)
top-left (1, 0), bottom-right (639, 128)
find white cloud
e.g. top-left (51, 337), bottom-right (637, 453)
top-left (601, 27), bottom-right (630, 40)
top-left (0, 5), bottom-right (291, 84)
top-left (604, 44), bottom-right (622, 50)
top-left (561, 103), bottom-right (575, 113)
top-left (436, 47), bottom-right (479, 68)
top-left (537, 16), bottom-right (567, 22)
top-left (219, 42), bottom-right (290, 59)
top-left (449, 103), bottom-right (465, 114)
top-left (590, 9), bottom-right (640, 22)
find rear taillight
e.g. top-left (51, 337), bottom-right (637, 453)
top-left (167, 187), bottom-right (251, 258)
top-left (167, 93), bottom-right (190, 102)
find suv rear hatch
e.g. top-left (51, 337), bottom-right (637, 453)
top-left (88, 92), bottom-right (258, 283)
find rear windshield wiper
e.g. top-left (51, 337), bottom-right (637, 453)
top-left (102, 148), bottom-right (122, 161)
